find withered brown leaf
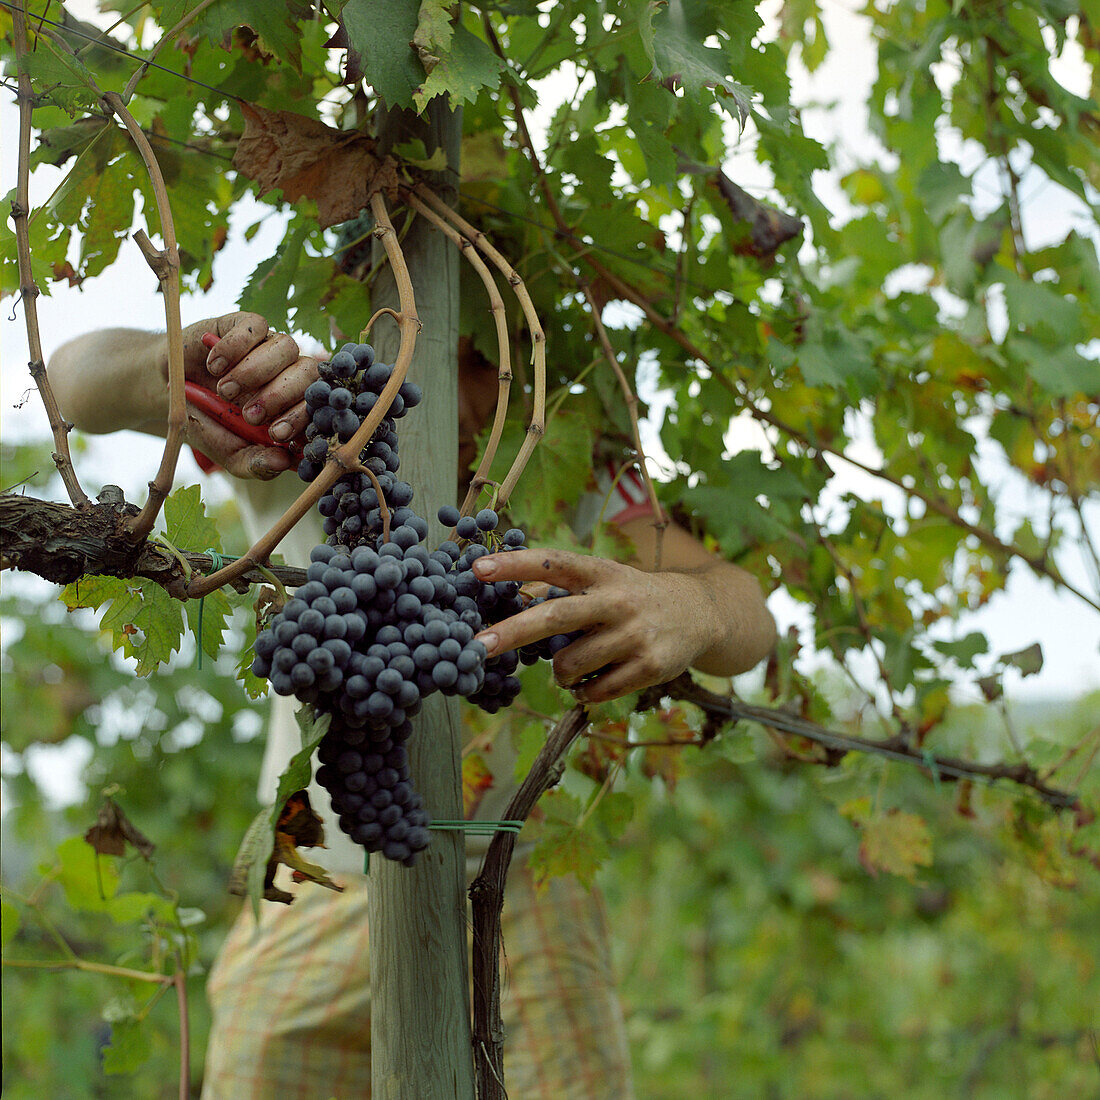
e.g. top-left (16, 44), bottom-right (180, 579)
top-left (84, 797), bottom-right (155, 860)
top-left (232, 104), bottom-right (401, 228)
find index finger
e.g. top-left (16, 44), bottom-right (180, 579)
top-left (471, 547), bottom-right (615, 591)
top-left (203, 312), bottom-right (270, 375)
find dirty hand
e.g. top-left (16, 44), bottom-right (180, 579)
top-left (180, 312), bottom-right (320, 479)
top-left (470, 547), bottom-right (723, 704)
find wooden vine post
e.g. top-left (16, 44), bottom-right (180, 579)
top-left (366, 100), bottom-right (474, 1098)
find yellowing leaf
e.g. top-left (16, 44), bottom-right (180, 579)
top-left (857, 809), bottom-right (933, 882)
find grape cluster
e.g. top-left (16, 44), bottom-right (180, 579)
top-left (250, 342), bottom-right (578, 864)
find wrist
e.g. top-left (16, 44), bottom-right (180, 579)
top-left (675, 569), bottom-right (733, 672)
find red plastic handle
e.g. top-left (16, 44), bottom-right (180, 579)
top-left (184, 381), bottom-right (284, 449)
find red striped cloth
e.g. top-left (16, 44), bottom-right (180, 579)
top-left (599, 459), bottom-right (655, 526)
top-left (202, 860), bottom-right (633, 1098)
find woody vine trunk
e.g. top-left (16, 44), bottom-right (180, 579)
top-left (364, 101), bottom-right (474, 1098)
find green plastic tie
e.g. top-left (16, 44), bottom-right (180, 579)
top-left (362, 821), bottom-right (524, 876)
top-left (922, 749), bottom-right (942, 793)
top-left (429, 820), bottom-right (524, 835)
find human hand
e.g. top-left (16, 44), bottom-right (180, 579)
top-left (179, 313), bottom-right (321, 479)
top-left (470, 547), bottom-right (723, 704)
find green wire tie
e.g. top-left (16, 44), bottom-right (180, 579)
top-left (195, 549), bottom-right (230, 670)
top-left (922, 748), bottom-right (943, 793)
top-left (363, 821), bottom-right (524, 874)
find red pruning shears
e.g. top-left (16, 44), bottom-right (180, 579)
top-left (186, 332), bottom-right (303, 473)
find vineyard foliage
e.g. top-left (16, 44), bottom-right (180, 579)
top-left (1, 0), bottom-right (1099, 1093)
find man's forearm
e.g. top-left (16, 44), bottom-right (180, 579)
top-left (675, 558), bottom-right (777, 677)
top-left (48, 328), bottom-right (169, 435)
top-left (617, 514), bottom-right (776, 678)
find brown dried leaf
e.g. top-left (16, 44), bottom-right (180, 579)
top-left (84, 797), bottom-right (155, 860)
top-left (272, 834), bottom-right (343, 895)
top-left (276, 790), bottom-right (326, 848)
top-left (713, 170), bottom-right (803, 264)
top-left (51, 261), bottom-right (84, 287)
top-left (230, 792), bottom-right (340, 905)
top-left (232, 103), bottom-right (401, 228)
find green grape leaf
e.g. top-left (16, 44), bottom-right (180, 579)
top-left (162, 484), bottom-right (223, 555)
top-left (190, 0), bottom-right (312, 71)
top-left (239, 222), bottom-right (310, 334)
top-left (916, 160), bottom-right (971, 223)
top-left (17, 35), bottom-right (102, 114)
top-left (682, 450), bottom-right (808, 557)
top-left (527, 789), bottom-right (609, 889)
top-left (512, 714), bottom-right (551, 783)
top-left (237, 637), bottom-right (270, 700)
top-left (484, 407), bottom-right (595, 531)
top-left (647, 3), bottom-right (753, 126)
top-left (60, 576), bottom-right (185, 676)
top-left (341, 0), bottom-right (424, 107)
top-left (593, 790), bottom-right (634, 841)
top-left (1008, 337), bottom-right (1098, 398)
top-left (1001, 642), bottom-right (1044, 678)
top-left (797, 327), bottom-right (877, 394)
top-left (184, 589), bottom-right (231, 663)
top-left (107, 891), bottom-right (177, 926)
top-left (160, 484), bottom-right (231, 660)
top-left (1002, 275), bottom-right (1084, 343)
top-left (413, 22), bottom-right (505, 111)
top-left (100, 1015), bottom-right (152, 1076)
top-left (50, 835), bottom-right (119, 912)
top-left (932, 632), bottom-right (988, 669)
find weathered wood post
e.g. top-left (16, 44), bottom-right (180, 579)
top-left (366, 100), bottom-right (474, 1098)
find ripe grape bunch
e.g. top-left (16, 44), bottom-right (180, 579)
top-left (250, 342), bottom-right (579, 866)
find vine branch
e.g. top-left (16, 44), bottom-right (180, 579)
top-left (1, 493), bottom-right (308, 595)
top-left (469, 705), bottom-right (590, 1100)
top-left (639, 674), bottom-right (1082, 811)
top-left (10, 5), bottom-right (90, 510)
top-left (14, 14), bottom-right (188, 541)
top-left (579, 281), bottom-right (668, 562)
top-left (411, 183), bottom-right (547, 508)
top-left (405, 191), bottom-right (515, 517)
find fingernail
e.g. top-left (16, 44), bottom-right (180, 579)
top-left (475, 558), bottom-right (497, 577)
top-left (207, 356), bottom-right (227, 376)
top-left (218, 380), bottom-right (240, 400)
top-left (270, 420), bottom-right (293, 441)
top-left (243, 403), bottom-right (264, 425)
top-left (476, 631), bottom-right (498, 656)
top-left (249, 456), bottom-right (273, 478)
